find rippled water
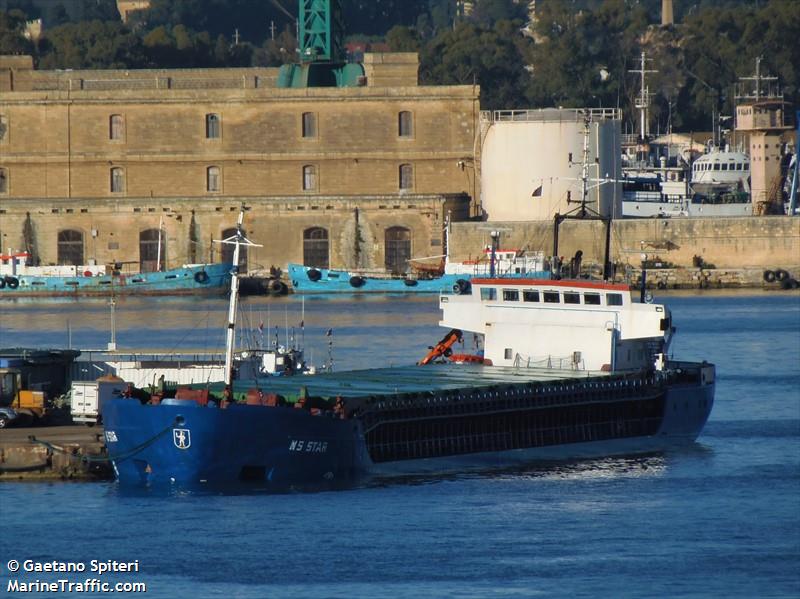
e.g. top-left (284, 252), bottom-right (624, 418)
top-left (1, 291), bottom-right (798, 598)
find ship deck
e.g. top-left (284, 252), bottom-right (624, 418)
top-left (229, 364), bottom-right (611, 399)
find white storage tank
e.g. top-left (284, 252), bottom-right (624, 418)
top-left (479, 109), bottom-right (623, 221)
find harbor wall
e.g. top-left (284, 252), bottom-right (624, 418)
top-left (449, 216), bottom-right (800, 271)
top-left (0, 194), bottom-right (468, 272)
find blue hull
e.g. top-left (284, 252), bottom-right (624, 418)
top-left (0, 263), bottom-right (231, 298)
top-left (288, 263), bottom-right (549, 294)
top-left (102, 365), bottom-right (714, 491)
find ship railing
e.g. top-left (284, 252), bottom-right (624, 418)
top-left (481, 108), bottom-right (621, 124)
top-left (512, 353), bottom-right (585, 371)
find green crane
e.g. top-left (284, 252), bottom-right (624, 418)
top-left (277, 0), bottom-right (364, 88)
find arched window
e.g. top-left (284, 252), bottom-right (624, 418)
top-left (385, 226), bottom-right (411, 274)
top-left (139, 228), bottom-right (166, 272)
top-left (398, 111), bottom-right (413, 137)
top-left (207, 166), bottom-right (220, 192)
top-left (303, 227), bottom-right (329, 269)
top-left (206, 113), bottom-right (220, 139)
top-left (0, 114), bottom-right (8, 143)
top-left (302, 112), bottom-right (317, 138)
top-left (109, 114), bottom-right (124, 140)
top-left (303, 165), bottom-right (317, 191)
top-left (110, 167), bottom-right (125, 193)
top-left (0, 167), bottom-right (7, 194)
top-left (220, 227), bottom-right (248, 270)
top-left (399, 163), bottom-right (413, 190)
top-left (57, 230), bottom-right (84, 266)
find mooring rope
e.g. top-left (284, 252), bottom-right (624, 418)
top-left (28, 418), bottom-right (178, 464)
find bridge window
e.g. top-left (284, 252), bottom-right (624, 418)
top-left (206, 113), bottom-right (220, 139)
top-left (523, 290), bottom-right (539, 302)
top-left (57, 230), bottom-right (84, 266)
top-left (220, 227), bottom-right (247, 270)
top-left (139, 229), bottom-right (165, 272)
top-left (563, 291), bottom-right (580, 304)
top-left (502, 289), bottom-right (519, 301)
top-left (303, 227), bottom-right (329, 269)
top-left (543, 291), bottom-right (560, 303)
top-left (385, 226), bottom-right (411, 274)
top-left (584, 292), bottom-right (601, 305)
top-left (480, 288), bottom-right (496, 301)
top-left (606, 293), bottom-right (623, 306)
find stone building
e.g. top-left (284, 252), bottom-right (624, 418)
top-left (0, 53), bottom-right (478, 273)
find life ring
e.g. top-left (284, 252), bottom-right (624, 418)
top-left (656, 280), bottom-right (667, 290)
top-left (763, 270), bottom-right (776, 283)
top-left (403, 278), bottom-right (418, 287)
top-left (452, 279), bottom-right (471, 295)
top-left (83, 270), bottom-right (93, 277)
top-left (349, 275), bottom-right (365, 288)
top-left (194, 270), bottom-right (209, 284)
top-left (268, 279), bottom-right (284, 295)
top-left (5, 276), bottom-right (19, 290)
top-left (775, 269), bottom-right (790, 282)
top-left (307, 268), bottom-right (322, 282)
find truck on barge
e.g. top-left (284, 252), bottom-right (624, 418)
top-left (101, 213), bottom-right (714, 490)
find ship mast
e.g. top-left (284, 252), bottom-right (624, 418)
top-left (216, 209), bottom-right (262, 386)
top-left (628, 52), bottom-right (657, 141)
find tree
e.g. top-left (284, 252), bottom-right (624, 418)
top-left (0, 10), bottom-right (33, 55)
top-left (420, 19), bottom-right (532, 110)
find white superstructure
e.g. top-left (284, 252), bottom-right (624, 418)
top-left (440, 279), bottom-right (672, 373)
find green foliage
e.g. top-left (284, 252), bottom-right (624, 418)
top-left (0, 0), bottom-right (795, 135)
top-left (0, 10), bottom-right (33, 55)
top-left (420, 19), bottom-right (532, 110)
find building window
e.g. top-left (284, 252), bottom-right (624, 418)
top-left (109, 114), bottom-right (124, 141)
top-left (0, 115), bottom-right (8, 143)
top-left (206, 113), bottom-right (220, 139)
top-left (385, 226), bottom-right (411, 274)
top-left (398, 111), bottom-right (413, 137)
top-left (0, 167), bottom-right (7, 194)
top-left (110, 167), bottom-right (125, 193)
top-left (57, 230), bottom-right (84, 266)
top-left (207, 166), bottom-right (220, 192)
top-left (302, 165), bottom-right (317, 191)
top-left (139, 228), bottom-right (166, 272)
top-left (303, 227), bottom-right (329, 269)
top-left (302, 112), bottom-right (317, 138)
top-left (399, 163), bottom-right (413, 190)
top-left (220, 227), bottom-right (247, 270)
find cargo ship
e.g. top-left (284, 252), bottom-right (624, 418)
top-left (102, 214), bottom-right (714, 489)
